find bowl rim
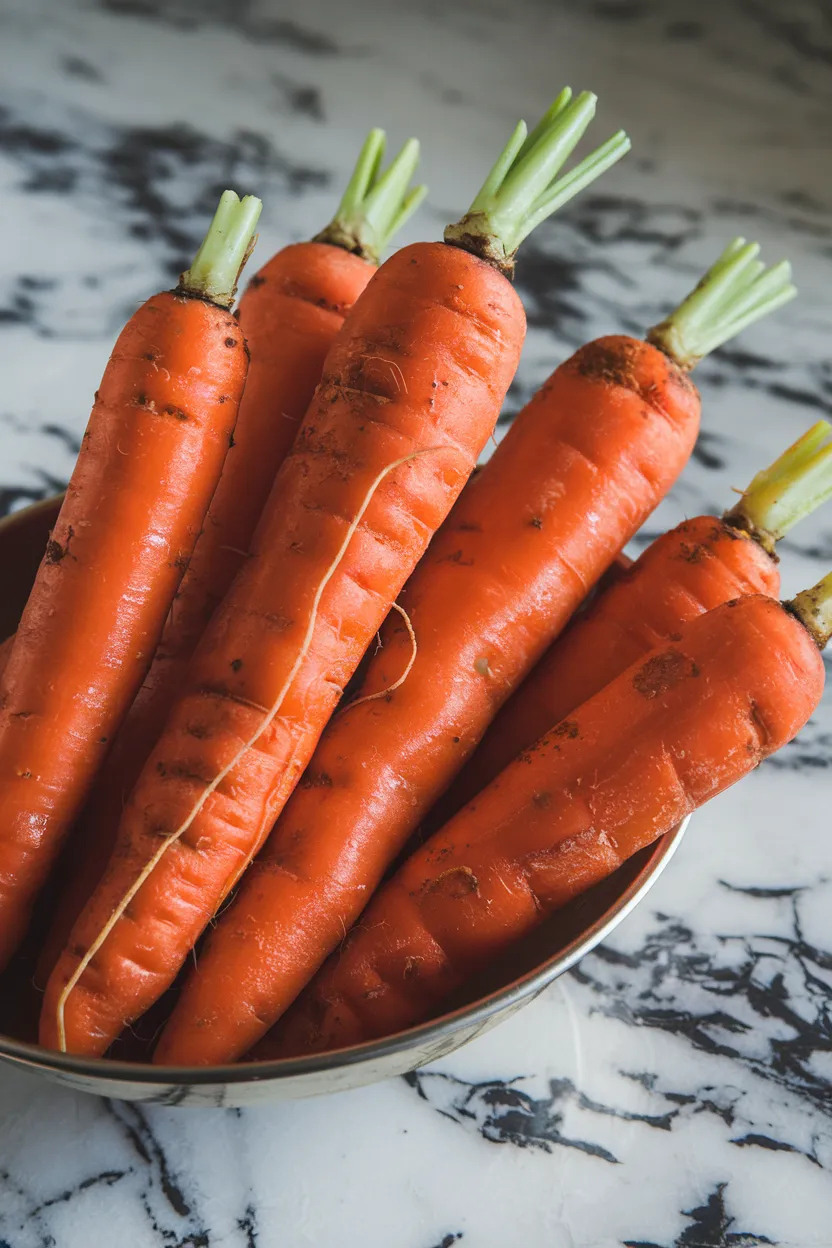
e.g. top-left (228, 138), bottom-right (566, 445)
top-left (0, 494), bottom-right (688, 1087)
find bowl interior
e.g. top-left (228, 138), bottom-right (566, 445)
top-left (0, 497), bottom-right (683, 1096)
top-left (0, 495), bottom-right (63, 639)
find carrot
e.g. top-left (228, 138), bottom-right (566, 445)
top-left (446, 414), bottom-right (831, 814)
top-left (0, 637), bottom-right (11, 682)
top-left (154, 237), bottom-right (795, 1067)
top-left (41, 89), bottom-right (630, 1057)
top-left (261, 580), bottom-right (828, 1057)
top-left (0, 191), bottom-right (261, 969)
top-left (35, 132), bottom-right (425, 986)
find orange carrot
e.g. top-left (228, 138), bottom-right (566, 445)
top-left (155, 238), bottom-right (794, 1067)
top-left (42, 89), bottom-right (629, 1057)
top-left (446, 416), bottom-right (830, 814)
top-left (35, 132), bottom-right (424, 986)
top-left (162, 285), bottom-right (762, 1065)
top-left (263, 583), bottom-right (827, 1056)
top-left (0, 191), bottom-right (261, 968)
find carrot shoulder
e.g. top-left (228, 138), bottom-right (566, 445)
top-left (0, 191), bottom-right (261, 968)
top-left (155, 234), bottom-right (795, 1067)
top-left (35, 132), bottom-right (424, 986)
top-left (266, 589), bottom-right (825, 1056)
top-left (42, 86), bottom-right (621, 1056)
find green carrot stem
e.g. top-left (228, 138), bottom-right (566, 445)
top-left (646, 237), bottom-right (797, 370)
top-left (443, 88), bottom-right (630, 278)
top-left (179, 190), bottom-right (263, 308)
top-left (788, 571), bottom-right (832, 650)
top-left (314, 129), bottom-right (427, 265)
top-left (724, 421), bottom-right (832, 553)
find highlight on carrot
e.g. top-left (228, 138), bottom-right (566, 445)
top-left (35, 129), bottom-right (426, 989)
top-left (154, 235), bottom-right (795, 1068)
top-left (447, 416), bottom-right (831, 813)
top-left (41, 88), bottom-right (631, 1059)
top-left (261, 578), bottom-right (830, 1058)
top-left (0, 188), bottom-right (261, 970)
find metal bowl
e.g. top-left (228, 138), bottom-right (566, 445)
top-left (0, 496), bottom-right (687, 1106)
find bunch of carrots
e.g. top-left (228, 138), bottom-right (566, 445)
top-left (0, 88), bottom-right (827, 1068)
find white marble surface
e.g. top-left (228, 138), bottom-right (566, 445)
top-left (2, 0), bottom-right (832, 1244)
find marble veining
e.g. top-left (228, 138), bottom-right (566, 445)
top-left (1, 0), bottom-right (832, 1243)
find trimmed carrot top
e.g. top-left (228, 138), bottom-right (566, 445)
top-left (444, 88), bottom-right (630, 277)
top-left (179, 189), bottom-right (262, 307)
top-left (790, 570), bottom-right (832, 649)
top-left (647, 237), bottom-right (797, 371)
top-left (314, 129), bottom-right (427, 265)
top-left (725, 420), bottom-right (832, 554)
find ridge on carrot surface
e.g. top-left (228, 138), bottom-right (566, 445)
top-left (154, 232), bottom-right (796, 1068)
top-left (262, 578), bottom-right (828, 1058)
top-left (41, 88), bottom-right (630, 1058)
top-left (35, 129), bottom-right (426, 988)
top-left (446, 414), bottom-right (832, 817)
top-left (0, 189), bottom-right (261, 969)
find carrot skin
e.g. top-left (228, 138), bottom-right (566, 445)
top-left (0, 292), bottom-right (244, 967)
top-left (155, 333), bottom-right (701, 1066)
top-left (446, 515), bottom-right (780, 813)
top-left (159, 243), bottom-right (376, 667)
top-left (41, 241), bottom-right (525, 1056)
top-left (35, 242), bottom-right (374, 986)
top-left (264, 594), bottom-right (823, 1056)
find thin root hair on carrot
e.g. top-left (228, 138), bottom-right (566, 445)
top-left (337, 601), bottom-right (418, 716)
top-left (53, 444), bottom-right (451, 1052)
top-left (364, 356), bottom-right (409, 394)
top-left (725, 420), bottom-right (832, 551)
top-left (646, 237), bottom-right (797, 370)
top-left (443, 87), bottom-right (631, 276)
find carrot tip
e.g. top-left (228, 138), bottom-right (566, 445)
top-left (314, 129), bottom-right (426, 265)
top-left (443, 89), bottom-right (630, 277)
top-left (646, 237), bottom-right (797, 370)
top-left (179, 190), bottom-right (263, 308)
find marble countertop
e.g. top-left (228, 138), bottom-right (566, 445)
top-left (2, 0), bottom-right (832, 1244)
